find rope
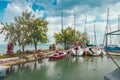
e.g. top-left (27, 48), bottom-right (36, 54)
top-left (106, 51), bottom-right (120, 69)
top-left (103, 34), bottom-right (120, 69)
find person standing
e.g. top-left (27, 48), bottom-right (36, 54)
top-left (6, 41), bottom-right (14, 54)
top-left (52, 43), bottom-right (56, 51)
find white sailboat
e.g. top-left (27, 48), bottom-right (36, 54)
top-left (71, 46), bottom-right (84, 56)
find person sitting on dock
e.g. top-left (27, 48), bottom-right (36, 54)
top-left (52, 43), bottom-right (56, 51)
top-left (38, 50), bottom-right (44, 57)
top-left (54, 50), bottom-right (59, 56)
top-left (53, 50), bottom-right (61, 56)
top-left (74, 41), bottom-right (79, 50)
top-left (55, 50), bottom-right (64, 56)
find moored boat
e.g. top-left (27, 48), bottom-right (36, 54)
top-left (87, 47), bottom-right (106, 56)
top-left (71, 47), bottom-right (84, 56)
top-left (49, 52), bottom-right (67, 60)
top-left (71, 46), bottom-right (105, 57)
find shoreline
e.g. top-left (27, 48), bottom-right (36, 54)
top-left (0, 51), bottom-right (57, 66)
top-left (0, 43), bottom-right (63, 54)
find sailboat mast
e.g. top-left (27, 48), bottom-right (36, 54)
top-left (118, 15), bottom-right (120, 44)
top-left (83, 16), bottom-right (87, 44)
top-left (94, 21), bottom-right (97, 45)
top-left (118, 15), bottom-right (120, 30)
top-left (61, 11), bottom-right (63, 33)
top-left (105, 8), bottom-right (109, 47)
top-left (109, 22), bottom-right (112, 45)
top-left (61, 11), bottom-right (65, 49)
top-left (84, 16), bottom-right (87, 36)
top-left (74, 12), bottom-right (76, 41)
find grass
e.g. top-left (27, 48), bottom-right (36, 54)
top-left (0, 49), bottom-right (51, 59)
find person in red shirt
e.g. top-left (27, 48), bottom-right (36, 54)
top-left (6, 42), bottom-right (14, 54)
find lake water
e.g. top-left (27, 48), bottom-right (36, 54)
top-left (0, 44), bottom-right (63, 54)
top-left (0, 56), bottom-right (120, 80)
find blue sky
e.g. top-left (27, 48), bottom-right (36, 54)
top-left (0, 0), bottom-right (120, 44)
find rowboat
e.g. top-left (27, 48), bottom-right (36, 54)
top-left (49, 52), bottom-right (67, 60)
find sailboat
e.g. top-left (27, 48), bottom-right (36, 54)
top-left (71, 15), bottom-right (105, 56)
top-left (89, 21), bottom-right (106, 56)
top-left (71, 46), bottom-right (84, 56)
top-left (105, 9), bottom-right (120, 55)
top-left (104, 8), bottom-right (120, 80)
top-left (83, 19), bottom-right (106, 56)
top-left (71, 15), bottom-right (94, 56)
top-left (71, 13), bottom-right (85, 56)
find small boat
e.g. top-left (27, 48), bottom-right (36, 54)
top-left (71, 48), bottom-right (84, 56)
top-left (87, 47), bottom-right (106, 56)
top-left (49, 52), bottom-right (67, 60)
top-left (71, 46), bottom-right (106, 57)
top-left (105, 45), bottom-right (120, 56)
top-left (71, 46), bottom-right (84, 56)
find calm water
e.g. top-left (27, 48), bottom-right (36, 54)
top-left (0, 44), bottom-right (63, 54)
top-left (0, 44), bottom-right (50, 54)
top-left (0, 56), bottom-right (120, 80)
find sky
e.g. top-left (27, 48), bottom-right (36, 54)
top-left (0, 0), bottom-right (120, 45)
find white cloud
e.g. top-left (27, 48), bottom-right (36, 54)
top-left (0, 24), bottom-right (6, 44)
top-left (47, 17), bottom-right (61, 36)
top-left (4, 3), bottom-right (22, 23)
top-left (33, 10), bottom-right (45, 18)
top-left (3, 2), bottom-right (46, 23)
top-left (0, 35), bottom-right (6, 44)
top-left (2, 0), bottom-right (120, 44)
top-left (3, 2), bottom-right (32, 23)
top-left (0, 23), bottom-right (4, 28)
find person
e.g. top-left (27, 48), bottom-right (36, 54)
top-left (52, 43), bottom-right (56, 51)
top-left (6, 42), bottom-right (14, 54)
top-left (74, 41), bottom-right (79, 48)
top-left (74, 41), bottom-right (79, 47)
top-left (38, 50), bottom-right (44, 57)
top-left (53, 50), bottom-right (60, 56)
top-left (79, 42), bottom-right (83, 48)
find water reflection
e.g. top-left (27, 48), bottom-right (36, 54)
top-left (0, 68), bottom-right (9, 78)
top-left (0, 56), bottom-right (120, 80)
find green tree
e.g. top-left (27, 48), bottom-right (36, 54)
top-left (0, 23), bottom-right (16, 43)
top-left (0, 11), bottom-right (32, 52)
top-left (27, 17), bottom-right (49, 52)
top-left (76, 31), bottom-right (89, 46)
top-left (54, 27), bottom-right (89, 49)
top-left (14, 11), bottom-right (32, 52)
top-left (0, 11), bottom-right (49, 53)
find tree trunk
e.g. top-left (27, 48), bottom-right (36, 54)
top-left (64, 42), bottom-right (67, 50)
top-left (34, 43), bottom-right (37, 53)
top-left (22, 44), bottom-right (25, 53)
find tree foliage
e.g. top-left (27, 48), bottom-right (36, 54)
top-left (26, 17), bottom-right (48, 52)
top-left (0, 11), bottom-right (48, 52)
top-left (54, 27), bottom-right (89, 49)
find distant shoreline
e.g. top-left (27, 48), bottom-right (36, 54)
top-left (0, 43), bottom-right (63, 54)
